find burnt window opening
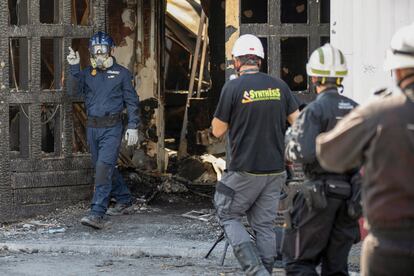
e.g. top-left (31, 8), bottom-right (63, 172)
top-left (165, 37), bottom-right (191, 91)
top-left (281, 37), bottom-right (308, 91)
top-left (9, 38), bottom-right (29, 91)
top-left (281, 0), bottom-right (307, 23)
top-left (72, 103), bottom-right (88, 154)
top-left (40, 0), bottom-right (59, 24)
top-left (41, 38), bottom-right (62, 90)
top-left (8, 0), bottom-right (28, 25)
top-left (9, 104), bottom-right (30, 159)
top-left (241, 0), bottom-right (268, 24)
top-left (41, 104), bottom-right (61, 155)
top-left (320, 0), bottom-right (331, 24)
top-left (72, 0), bottom-right (90, 25)
top-left (321, 36), bottom-right (330, 45)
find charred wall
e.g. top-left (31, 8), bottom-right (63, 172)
top-left (0, 0), bottom-right (107, 222)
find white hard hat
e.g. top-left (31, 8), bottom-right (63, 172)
top-left (384, 22), bottom-right (414, 71)
top-left (232, 34), bottom-right (265, 59)
top-left (306, 43), bottom-right (348, 78)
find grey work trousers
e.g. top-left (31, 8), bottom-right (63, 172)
top-left (214, 171), bottom-right (286, 266)
top-left (361, 229), bottom-right (414, 276)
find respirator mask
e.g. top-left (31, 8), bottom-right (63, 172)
top-left (90, 44), bottom-right (113, 70)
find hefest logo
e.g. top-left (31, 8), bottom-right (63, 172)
top-left (242, 88), bottom-right (281, 104)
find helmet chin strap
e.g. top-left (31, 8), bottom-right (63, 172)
top-left (311, 77), bottom-right (344, 94)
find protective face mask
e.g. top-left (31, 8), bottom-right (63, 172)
top-left (95, 55), bottom-right (106, 68)
top-left (90, 55), bottom-right (113, 70)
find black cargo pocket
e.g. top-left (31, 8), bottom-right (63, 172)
top-left (214, 181), bottom-right (235, 220)
top-left (325, 179), bottom-right (351, 199)
top-left (302, 180), bottom-right (327, 210)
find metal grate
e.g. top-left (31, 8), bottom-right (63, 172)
top-left (230, 0), bottom-right (330, 94)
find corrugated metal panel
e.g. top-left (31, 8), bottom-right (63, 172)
top-left (331, 0), bottom-right (414, 104)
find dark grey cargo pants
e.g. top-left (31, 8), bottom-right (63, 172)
top-left (214, 171), bottom-right (286, 266)
top-left (282, 191), bottom-right (360, 276)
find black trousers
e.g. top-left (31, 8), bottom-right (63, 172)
top-left (361, 229), bottom-right (414, 276)
top-left (281, 191), bottom-right (360, 276)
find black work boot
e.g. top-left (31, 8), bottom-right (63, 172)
top-left (106, 203), bottom-right (133, 216)
top-left (80, 214), bottom-right (106, 229)
top-left (233, 242), bottom-right (270, 276)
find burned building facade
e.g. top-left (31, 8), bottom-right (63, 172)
top-left (0, 0), bottom-right (331, 221)
top-left (0, 0), bottom-right (164, 222)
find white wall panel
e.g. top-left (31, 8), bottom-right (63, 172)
top-left (331, 0), bottom-right (414, 104)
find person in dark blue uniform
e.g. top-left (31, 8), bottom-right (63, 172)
top-left (283, 44), bottom-right (360, 275)
top-left (67, 31), bottom-right (140, 229)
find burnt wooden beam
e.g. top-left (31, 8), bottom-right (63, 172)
top-left (225, 0), bottom-right (240, 80)
top-left (12, 170), bottom-right (93, 189)
top-left (156, 0), bottom-right (166, 172)
top-left (207, 0), bottom-right (225, 118)
top-left (0, 1), bottom-right (12, 220)
top-left (240, 24), bottom-right (330, 37)
top-left (14, 184), bottom-right (92, 206)
top-left (10, 156), bottom-right (91, 172)
top-left (0, 97), bottom-right (11, 220)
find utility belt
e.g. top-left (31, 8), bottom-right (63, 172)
top-left (301, 178), bottom-right (352, 210)
top-left (282, 174), bottom-right (362, 229)
top-left (87, 113), bottom-right (122, 128)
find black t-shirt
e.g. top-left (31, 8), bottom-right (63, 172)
top-left (214, 72), bottom-right (298, 173)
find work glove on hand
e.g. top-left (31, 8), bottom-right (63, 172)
top-left (125, 129), bottom-right (139, 146)
top-left (66, 47), bottom-right (80, 65)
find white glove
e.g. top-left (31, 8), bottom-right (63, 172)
top-left (66, 47), bottom-right (80, 65)
top-left (125, 129), bottom-right (139, 146)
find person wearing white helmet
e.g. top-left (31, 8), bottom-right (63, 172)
top-left (211, 34), bottom-right (299, 275)
top-left (283, 43), bottom-right (361, 275)
top-left (317, 23), bottom-right (414, 275)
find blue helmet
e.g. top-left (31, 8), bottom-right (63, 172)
top-left (89, 31), bottom-right (114, 54)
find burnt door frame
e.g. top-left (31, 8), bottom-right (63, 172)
top-left (0, 0), bottom-right (106, 221)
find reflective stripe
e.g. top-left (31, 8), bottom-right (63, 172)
top-left (311, 68), bottom-right (330, 75)
top-left (335, 70), bottom-right (348, 76)
top-left (317, 48), bottom-right (325, 64)
top-left (310, 68), bottom-right (348, 76)
top-left (339, 51), bottom-right (345, 64)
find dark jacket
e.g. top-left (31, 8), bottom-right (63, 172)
top-left (286, 87), bottom-right (358, 179)
top-left (69, 62), bottom-right (140, 129)
top-left (317, 83), bottom-right (414, 229)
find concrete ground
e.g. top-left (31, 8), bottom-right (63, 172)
top-left (0, 194), bottom-right (361, 276)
